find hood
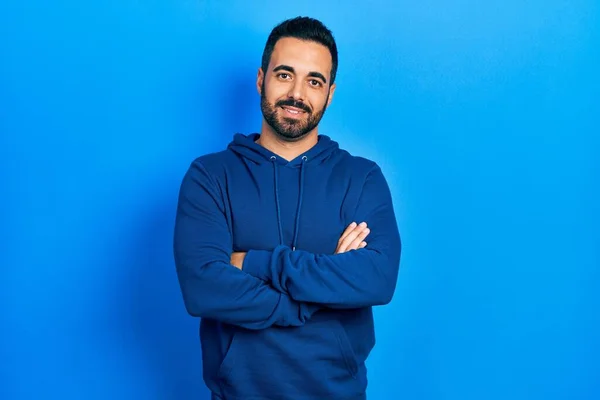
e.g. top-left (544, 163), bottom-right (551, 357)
top-left (227, 132), bottom-right (340, 251)
top-left (227, 133), bottom-right (339, 167)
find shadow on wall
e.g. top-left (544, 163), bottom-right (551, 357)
top-left (120, 187), bottom-right (211, 400)
top-left (219, 71), bottom-right (261, 141)
top-left (112, 66), bottom-right (258, 399)
top-left (180, 57), bottom-right (261, 152)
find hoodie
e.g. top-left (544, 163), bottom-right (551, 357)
top-left (173, 133), bottom-right (401, 400)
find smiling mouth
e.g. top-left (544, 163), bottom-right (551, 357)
top-left (281, 106), bottom-right (307, 117)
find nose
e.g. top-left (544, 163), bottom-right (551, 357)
top-left (287, 79), bottom-right (306, 101)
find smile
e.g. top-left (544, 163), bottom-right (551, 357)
top-left (281, 106), bottom-right (306, 116)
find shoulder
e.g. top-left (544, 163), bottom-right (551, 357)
top-left (333, 146), bottom-right (381, 175)
top-left (192, 149), bottom-right (235, 169)
top-left (185, 148), bottom-right (237, 178)
top-left (176, 150), bottom-right (235, 196)
top-left (331, 146), bottom-right (392, 190)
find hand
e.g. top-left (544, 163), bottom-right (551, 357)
top-left (230, 252), bottom-right (246, 270)
top-left (335, 222), bottom-right (370, 254)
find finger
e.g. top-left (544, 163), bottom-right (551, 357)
top-left (338, 222), bottom-right (357, 244)
top-left (347, 228), bottom-right (370, 251)
top-left (337, 230), bottom-right (359, 253)
top-left (358, 241), bottom-right (367, 249)
top-left (338, 225), bottom-right (364, 251)
top-left (338, 224), bottom-right (368, 253)
top-left (337, 223), bottom-right (361, 252)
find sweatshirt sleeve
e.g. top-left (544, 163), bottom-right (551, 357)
top-left (242, 164), bottom-right (401, 309)
top-left (173, 159), bottom-right (319, 329)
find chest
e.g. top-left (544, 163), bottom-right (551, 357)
top-left (223, 163), bottom-right (365, 255)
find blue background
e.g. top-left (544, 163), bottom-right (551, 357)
top-left (2, 1), bottom-right (598, 399)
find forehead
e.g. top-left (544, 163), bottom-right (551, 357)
top-left (269, 37), bottom-right (332, 77)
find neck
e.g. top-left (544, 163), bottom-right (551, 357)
top-left (257, 121), bottom-right (318, 161)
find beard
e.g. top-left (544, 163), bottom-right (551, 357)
top-left (260, 84), bottom-right (329, 142)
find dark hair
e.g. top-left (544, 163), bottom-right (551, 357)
top-left (261, 16), bottom-right (338, 85)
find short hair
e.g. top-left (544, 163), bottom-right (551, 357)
top-left (261, 16), bottom-right (338, 85)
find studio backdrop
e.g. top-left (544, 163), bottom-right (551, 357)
top-left (1, 1), bottom-right (598, 399)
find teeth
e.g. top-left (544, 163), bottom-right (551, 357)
top-left (284, 107), bottom-right (300, 114)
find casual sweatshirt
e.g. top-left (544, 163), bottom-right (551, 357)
top-left (173, 133), bottom-right (401, 400)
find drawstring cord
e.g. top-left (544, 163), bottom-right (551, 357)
top-left (271, 156), bottom-right (284, 246)
top-left (292, 156), bottom-right (307, 251)
top-left (271, 155), bottom-right (307, 251)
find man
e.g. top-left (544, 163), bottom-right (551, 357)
top-left (173, 16), bottom-right (401, 400)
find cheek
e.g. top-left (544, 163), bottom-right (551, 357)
top-left (266, 92), bottom-right (286, 108)
top-left (308, 92), bottom-right (328, 110)
top-left (265, 80), bottom-right (289, 100)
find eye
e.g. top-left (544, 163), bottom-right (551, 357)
top-left (309, 79), bottom-right (323, 87)
top-left (277, 73), bottom-right (291, 80)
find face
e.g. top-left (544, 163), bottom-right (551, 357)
top-left (258, 37), bottom-right (336, 142)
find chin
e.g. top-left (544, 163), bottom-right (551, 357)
top-left (275, 131), bottom-right (305, 142)
top-left (273, 126), bottom-right (311, 142)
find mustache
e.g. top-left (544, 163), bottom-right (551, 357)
top-left (275, 99), bottom-right (311, 113)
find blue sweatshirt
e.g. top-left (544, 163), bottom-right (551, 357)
top-left (173, 133), bottom-right (401, 400)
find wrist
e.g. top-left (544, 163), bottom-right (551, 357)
top-left (231, 252), bottom-right (246, 270)
top-left (243, 249), bottom-right (273, 281)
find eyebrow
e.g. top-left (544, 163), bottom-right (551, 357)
top-left (272, 64), bottom-right (328, 84)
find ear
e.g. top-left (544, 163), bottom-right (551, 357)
top-left (256, 67), bottom-right (264, 95)
top-left (326, 83), bottom-right (336, 108)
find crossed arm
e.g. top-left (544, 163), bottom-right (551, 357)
top-left (231, 221), bottom-right (370, 268)
top-left (174, 160), bottom-right (318, 330)
top-left (174, 160), bottom-right (401, 330)
top-left (230, 165), bottom-right (401, 310)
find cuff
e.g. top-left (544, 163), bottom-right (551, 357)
top-left (242, 249), bottom-right (273, 281)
